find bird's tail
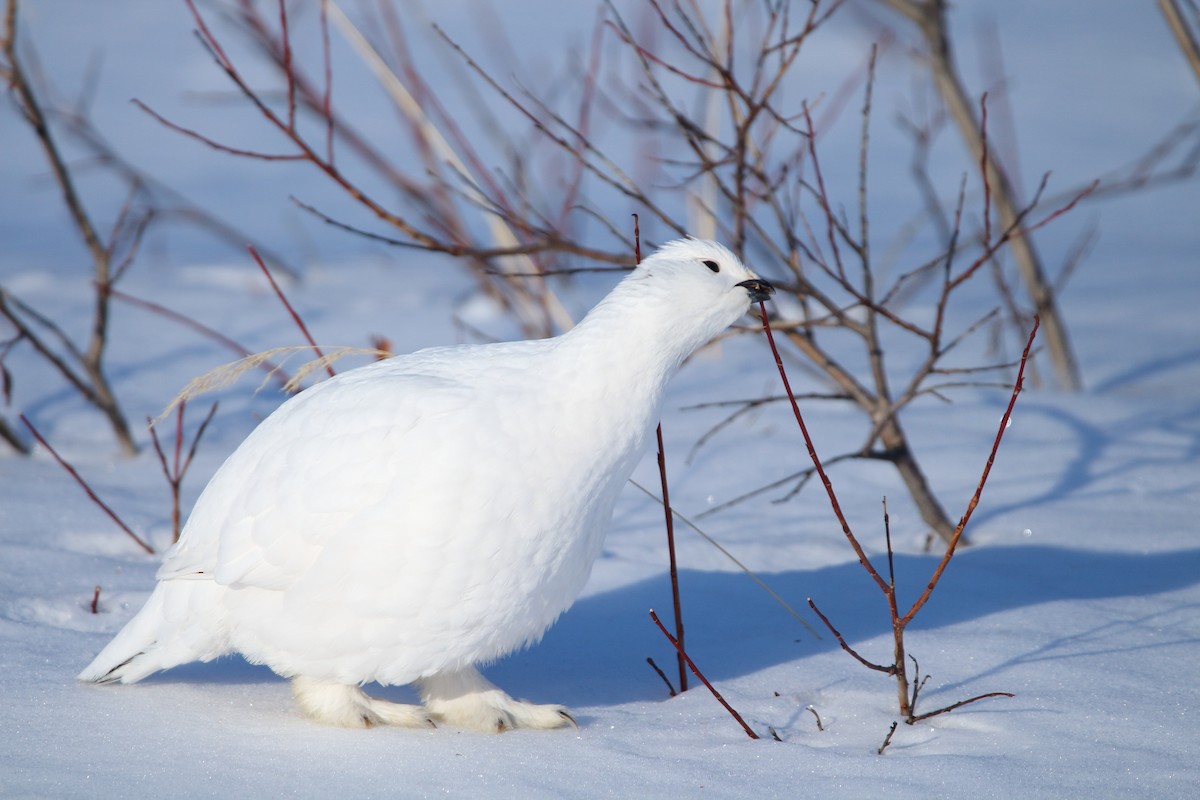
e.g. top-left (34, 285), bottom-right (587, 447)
top-left (78, 579), bottom-right (227, 684)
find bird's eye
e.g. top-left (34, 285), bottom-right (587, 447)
top-left (703, 259), bottom-right (720, 273)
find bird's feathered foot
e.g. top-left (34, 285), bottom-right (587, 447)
top-left (290, 676), bottom-right (434, 728)
top-left (418, 666), bottom-right (576, 733)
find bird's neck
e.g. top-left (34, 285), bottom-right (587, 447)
top-left (560, 277), bottom-right (706, 382)
top-left (548, 281), bottom-right (707, 449)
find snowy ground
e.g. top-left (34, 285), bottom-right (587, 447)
top-left (2, 2), bottom-right (1199, 798)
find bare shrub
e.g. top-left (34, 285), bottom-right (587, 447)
top-left (760, 308), bottom-right (1033, 726)
top-left (1, 0), bottom-right (138, 454)
top-left (0, 0), bottom-right (296, 455)
top-left (46, 1), bottom-right (1189, 541)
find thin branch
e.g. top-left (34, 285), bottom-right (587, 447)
top-left (131, 99), bottom-right (306, 161)
top-left (629, 480), bottom-right (820, 637)
top-left (908, 690), bottom-right (1015, 723)
top-left (656, 423), bottom-right (688, 693)
top-left (19, 415), bottom-right (153, 554)
top-left (108, 287), bottom-right (292, 388)
top-left (2, 0), bottom-right (135, 453)
top-left (807, 598), bottom-right (894, 674)
top-left (148, 400), bottom-right (219, 542)
top-left (248, 246), bottom-right (334, 379)
top-left (650, 609), bottom-right (760, 740)
top-left (878, 721), bottom-right (898, 754)
top-left (901, 315), bottom-right (1039, 625)
top-left (758, 303), bottom-right (889, 593)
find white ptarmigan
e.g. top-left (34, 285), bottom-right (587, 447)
top-left (79, 239), bottom-right (773, 730)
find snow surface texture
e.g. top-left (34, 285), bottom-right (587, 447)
top-left (2, 1), bottom-right (1199, 798)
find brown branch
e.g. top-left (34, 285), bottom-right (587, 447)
top-left (0, 290), bottom-right (98, 406)
top-left (277, 0), bottom-right (295, 131)
top-left (807, 598), bottom-right (894, 675)
top-left (980, 92), bottom-right (993, 246)
top-left (649, 610), bottom-right (759, 740)
top-left (876, 0), bottom-right (1080, 389)
top-left (908, 690), bottom-right (1015, 723)
top-left (108, 288), bottom-right (292, 388)
top-left (19, 414), bottom-right (153, 554)
top-left (248, 246), bottom-right (334, 379)
top-left (901, 315), bottom-right (1039, 625)
top-left (51, 104), bottom-right (299, 278)
top-left (2, 0), bottom-right (135, 454)
top-left (319, 0), bottom-right (334, 164)
top-left (656, 425), bottom-right (688, 694)
top-left (290, 197), bottom-right (626, 264)
top-left (877, 721), bottom-right (899, 754)
top-left (131, 99), bottom-right (306, 161)
top-left (807, 705), bottom-right (824, 732)
top-left (758, 303), bottom-right (890, 593)
top-left (604, 20), bottom-right (726, 89)
top-left (148, 400), bottom-right (219, 543)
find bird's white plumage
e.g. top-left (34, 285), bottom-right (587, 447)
top-left (79, 239), bottom-right (772, 729)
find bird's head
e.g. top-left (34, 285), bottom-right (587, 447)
top-left (628, 238), bottom-right (774, 332)
top-left (563, 238), bottom-right (775, 396)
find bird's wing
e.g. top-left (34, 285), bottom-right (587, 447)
top-left (156, 362), bottom-right (478, 591)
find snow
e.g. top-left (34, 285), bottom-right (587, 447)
top-left (2, 1), bottom-right (1198, 797)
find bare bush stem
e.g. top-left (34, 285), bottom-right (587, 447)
top-left (19, 415), bottom-right (152, 554)
top-left (147, 400), bottom-right (219, 543)
top-left (876, 0), bottom-right (1080, 389)
top-left (650, 610), bottom-right (759, 740)
top-left (1, 0), bottom-right (136, 454)
top-left (762, 306), bottom-right (1033, 721)
top-left (248, 246), bottom-right (334, 379)
top-left (656, 422), bottom-right (688, 694)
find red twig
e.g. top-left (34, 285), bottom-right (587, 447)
top-left (760, 306), bottom-right (1034, 722)
top-left (148, 399), bottom-right (219, 542)
top-left (806, 597), bottom-right (893, 674)
top-left (650, 610), bottom-right (759, 740)
top-left (319, 0), bottom-right (334, 164)
top-left (19, 414), bottom-right (153, 554)
top-left (637, 215), bottom-right (687, 690)
top-left (632, 213), bottom-right (642, 263)
top-left (949, 178), bottom-right (1099, 296)
top-left (756, 302), bottom-right (889, 593)
top-left (656, 422), bottom-right (688, 693)
top-left (183, 0), bottom-right (233, 70)
top-left (90, 585), bottom-right (101, 614)
top-left (247, 246), bottom-right (334, 379)
top-left (900, 314), bottom-right (1040, 625)
top-left (910, 690), bottom-right (1016, 723)
top-left (604, 20), bottom-right (726, 88)
top-left (980, 92), bottom-right (992, 246)
top-left (131, 99), bottom-right (305, 161)
top-left (108, 287), bottom-right (291, 388)
top-left (278, 0), bottom-right (295, 132)
top-left (801, 103), bottom-right (846, 279)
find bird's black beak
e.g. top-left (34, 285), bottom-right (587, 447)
top-left (736, 278), bottom-right (775, 304)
